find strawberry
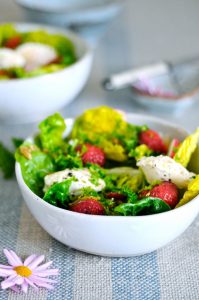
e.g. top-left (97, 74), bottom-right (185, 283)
top-left (106, 192), bottom-right (126, 201)
top-left (139, 181), bottom-right (179, 208)
top-left (139, 129), bottom-right (167, 153)
top-left (77, 143), bottom-right (105, 167)
top-left (167, 138), bottom-right (180, 158)
top-left (70, 197), bottom-right (105, 215)
top-left (0, 70), bottom-right (8, 76)
top-left (5, 36), bottom-right (21, 49)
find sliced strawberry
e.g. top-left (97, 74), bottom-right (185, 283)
top-left (77, 143), bottom-right (105, 167)
top-left (167, 138), bottom-right (180, 158)
top-left (139, 129), bottom-right (167, 153)
top-left (5, 36), bottom-right (21, 49)
top-left (70, 197), bottom-right (105, 215)
top-left (139, 181), bottom-right (179, 208)
top-left (106, 192), bottom-right (126, 200)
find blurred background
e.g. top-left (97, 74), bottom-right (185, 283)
top-left (0, 0), bottom-right (199, 131)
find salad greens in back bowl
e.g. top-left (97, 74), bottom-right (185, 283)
top-left (15, 106), bottom-right (199, 256)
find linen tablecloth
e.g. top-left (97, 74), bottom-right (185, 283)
top-left (0, 174), bottom-right (199, 300)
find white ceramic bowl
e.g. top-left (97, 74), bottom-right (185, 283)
top-left (15, 114), bottom-right (199, 256)
top-left (0, 23), bottom-right (93, 123)
top-left (16, 0), bottom-right (122, 27)
top-left (131, 66), bottom-right (199, 114)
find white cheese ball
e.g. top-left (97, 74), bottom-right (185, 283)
top-left (44, 168), bottom-right (105, 196)
top-left (0, 48), bottom-right (25, 69)
top-left (137, 155), bottom-right (195, 189)
top-left (16, 42), bottom-right (57, 71)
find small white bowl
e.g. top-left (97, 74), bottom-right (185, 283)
top-left (0, 23), bottom-right (93, 123)
top-left (15, 114), bottom-right (199, 256)
top-left (131, 68), bottom-right (199, 113)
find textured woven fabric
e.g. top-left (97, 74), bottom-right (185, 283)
top-left (0, 175), bottom-right (199, 300)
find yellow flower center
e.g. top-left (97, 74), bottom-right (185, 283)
top-left (14, 266), bottom-right (32, 277)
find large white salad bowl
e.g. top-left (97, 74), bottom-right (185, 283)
top-left (0, 23), bottom-right (93, 123)
top-left (15, 114), bottom-right (199, 256)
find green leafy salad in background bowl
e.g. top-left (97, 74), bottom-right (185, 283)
top-left (0, 23), bottom-right (76, 79)
top-left (15, 106), bottom-right (199, 216)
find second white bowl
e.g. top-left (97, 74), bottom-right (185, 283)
top-left (0, 23), bottom-right (93, 123)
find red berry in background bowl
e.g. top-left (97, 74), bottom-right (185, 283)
top-left (139, 129), bottom-right (167, 153)
top-left (70, 197), bottom-right (105, 215)
top-left (167, 138), bottom-right (180, 158)
top-left (4, 36), bottom-right (21, 49)
top-left (77, 143), bottom-right (106, 167)
top-left (139, 181), bottom-right (179, 208)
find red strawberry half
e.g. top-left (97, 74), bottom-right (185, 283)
top-left (77, 143), bottom-right (105, 167)
top-left (70, 197), bottom-right (105, 215)
top-left (167, 138), bottom-right (180, 158)
top-left (139, 129), bottom-right (167, 153)
top-left (139, 181), bottom-right (179, 208)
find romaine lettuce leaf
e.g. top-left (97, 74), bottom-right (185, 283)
top-left (114, 197), bottom-right (171, 216)
top-left (15, 143), bottom-right (54, 196)
top-left (176, 175), bottom-right (199, 208)
top-left (174, 128), bottom-right (199, 167)
top-left (38, 113), bottom-right (66, 151)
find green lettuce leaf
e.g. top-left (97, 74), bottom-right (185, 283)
top-left (38, 113), bottom-right (66, 151)
top-left (129, 144), bottom-right (153, 160)
top-left (0, 23), bottom-right (17, 46)
top-left (0, 142), bottom-right (15, 178)
top-left (43, 177), bottom-right (75, 208)
top-left (174, 128), bottom-right (199, 167)
top-left (15, 143), bottom-right (54, 196)
top-left (114, 197), bottom-right (171, 216)
top-left (106, 167), bottom-right (144, 192)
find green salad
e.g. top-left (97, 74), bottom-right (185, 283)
top-left (0, 24), bottom-right (76, 79)
top-left (15, 106), bottom-right (199, 216)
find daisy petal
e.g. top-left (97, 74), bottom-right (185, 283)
top-left (3, 249), bottom-right (20, 267)
top-left (27, 255), bottom-right (45, 269)
top-left (24, 254), bottom-right (37, 267)
top-left (0, 264), bottom-right (13, 269)
top-left (34, 261), bottom-right (53, 271)
top-left (25, 278), bottom-right (38, 290)
top-left (15, 276), bottom-right (24, 285)
top-left (0, 269), bottom-right (16, 277)
top-left (21, 281), bottom-right (28, 293)
top-left (33, 269), bottom-right (59, 277)
top-left (1, 275), bottom-right (18, 289)
top-left (9, 250), bottom-right (23, 265)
